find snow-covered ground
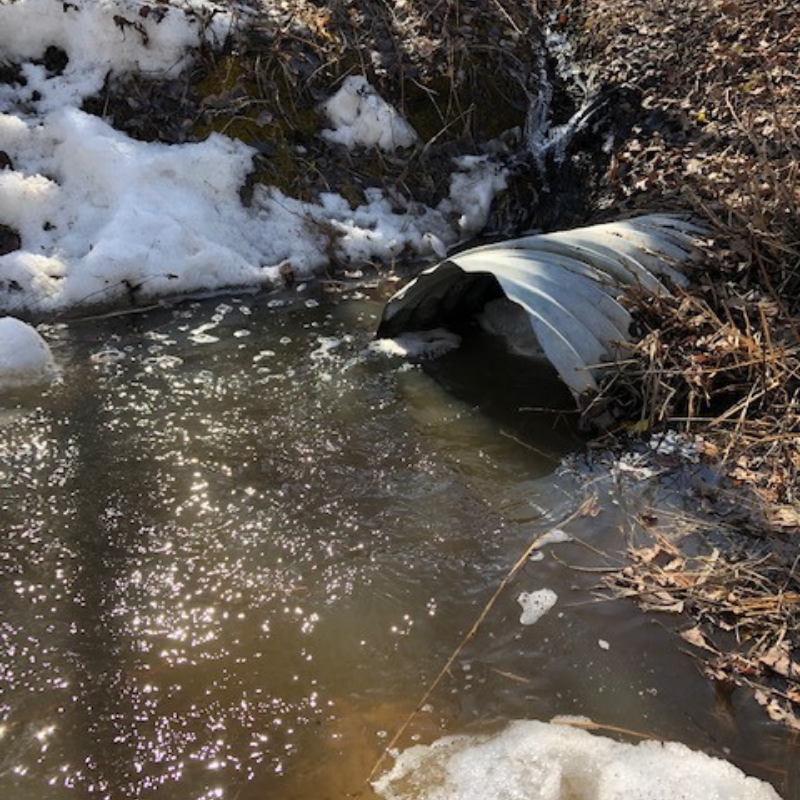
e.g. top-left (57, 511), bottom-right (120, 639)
top-left (0, 0), bottom-right (506, 324)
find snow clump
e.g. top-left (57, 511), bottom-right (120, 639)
top-left (373, 719), bottom-right (783, 800)
top-left (0, 109), bottom-right (293, 312)
top-left (0, 316), bottom-right (56, 387)
top-left (321, 76), bottom-right (419, 152)
top-left (446, 155), bottom-right (508, 234)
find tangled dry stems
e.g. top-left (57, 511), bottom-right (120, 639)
top-left (604, 528), bottom-right (800, 730)
top-left (561, 0), bottom-right (799, 517)
top-left (606, 288), bottom-right (800, 509)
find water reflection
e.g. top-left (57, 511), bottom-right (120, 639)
top-left (0, 290), bottom-right (794, 800)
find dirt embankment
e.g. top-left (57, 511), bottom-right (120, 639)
top-left (575, 0), bottom-right (798, 300)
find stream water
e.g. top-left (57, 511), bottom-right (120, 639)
top-left (0, 287), bottom-right (795, 800)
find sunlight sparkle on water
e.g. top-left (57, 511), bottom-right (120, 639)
top-left (0, 295), bottom-right (792, 800)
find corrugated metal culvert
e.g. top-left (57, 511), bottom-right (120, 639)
top-left (377, 215), bottom-right (706, 400)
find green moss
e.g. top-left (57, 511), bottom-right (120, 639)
top-left (191, 55), bottom-right (323, 196)
top-left (397, 49), bottom-right (528, 143)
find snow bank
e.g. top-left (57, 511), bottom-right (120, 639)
top-left (0, 316), bottom-right (55, 387)
top-left (0, 92), bottom-right (498, 314)
top-left (0, 0), bottom-right (275, 314)
top-left (373, 720), bottom-right (782, 800)
top-left (321, 76), bottom-right (418, 152)
top-left (0, 108), bottom-right (299, 312)
top-left (0, 0), bottom-right (511, 316)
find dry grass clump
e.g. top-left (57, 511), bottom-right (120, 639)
top-left (605, 288), bottom-right (800, 512)
top-left (686, 129), bottom-right (800, 316)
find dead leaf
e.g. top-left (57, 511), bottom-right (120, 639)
top-left (641, 594), bottom-right (685, 613)
top-left (680, 625), bottom-right (717, 653)
top-left (753, 689), bottom-right (800, 731)
top-left (759, 643), bottom-right (800, 680)
top-left (635, 545), bottom-right (662, 564)
top-left (767, 505), bottom-right (800, 531)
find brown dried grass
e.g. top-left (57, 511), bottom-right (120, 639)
top-left (599, 286), bottom-right (800, 510)
top-left (567, 0), bottom-right (800, 509)
top-left (603, 529), bottom-right (800, 730)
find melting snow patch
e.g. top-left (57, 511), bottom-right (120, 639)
top-left (517, 589), bottom-right (558, 626)
top-left (0, 0), bottom-right (233, 114)
top-left (648, 430), bottom-right (701, 462)
top-left (0, 316), bottom-right (56, 387)
top-left (321, 76), bottom-right (418, 152)
top-left (0, 1), bottom-right (514, 316)
top-left (444, 155), bottom-right (508, 235)
top-left (373, 719), bottom-right (783, 800)
top-left (0, 108), bottom-right (288, 313)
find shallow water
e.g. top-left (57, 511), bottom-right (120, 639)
top-left (0, 288), bottom-right (795, 800)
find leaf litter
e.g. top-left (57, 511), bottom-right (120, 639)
top-left (602, 512), bottom-right (799, 730)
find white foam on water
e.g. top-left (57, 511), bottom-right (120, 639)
top-left (533, 528), bottom-right (573, 548)
top-left (517, 589), bottom-right (558, 626)
top-left (370, 330), bottom-right (463, 360)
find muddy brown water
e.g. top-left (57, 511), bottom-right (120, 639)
top-left (0, 288), bottom-right (795, 799)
